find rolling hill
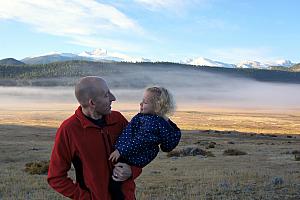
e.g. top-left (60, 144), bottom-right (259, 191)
top-left (0, 60), bottom-right (300, 87)
top-left (0, 58), bottom-right (25, 66)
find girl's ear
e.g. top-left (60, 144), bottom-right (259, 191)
top-left (154, 100), bottom-right (162, 115)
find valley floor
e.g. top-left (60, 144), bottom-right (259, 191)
top-left (0, 125), bottom-right (299, 199)
top-left (1, 104), bottom-right (299, 134)
top-left (0, 105), bottom-right (299, 199)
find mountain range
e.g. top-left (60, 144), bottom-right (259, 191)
top-left (20, 49), bottom-right (151, 65)
top-left (182, 57), bottom-right (294, 69)
top-left (0, 48), bottom-right (297, 69)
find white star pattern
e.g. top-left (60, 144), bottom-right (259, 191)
top-left (115, 113), bottom-right (181, 167)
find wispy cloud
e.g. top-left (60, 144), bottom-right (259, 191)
top-left (208, 47), bottom-right (273, 63)
top-left (0, 0), bottom-right (144, 50)
top-left (134, 0), bottom-right (184, 11)
top-left (134, 0), bottom-right (208, 14)
top-left (69, 35), bottom-right (143, 52)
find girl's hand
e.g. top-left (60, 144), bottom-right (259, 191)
top-left (109, 149), bottom-right (120, 162)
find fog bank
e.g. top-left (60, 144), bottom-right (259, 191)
top-left (1, 70), bottom-right (300, 112)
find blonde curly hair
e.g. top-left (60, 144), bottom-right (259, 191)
top-left (145, 86), bottom-right (176, 117)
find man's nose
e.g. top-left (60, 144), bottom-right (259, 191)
top-left (109, 92), bottom-right (116, 101)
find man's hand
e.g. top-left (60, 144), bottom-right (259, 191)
top-left (109, 150), bottom-right (120, 162)
top-left (112, 162), bottom-right (132, 182)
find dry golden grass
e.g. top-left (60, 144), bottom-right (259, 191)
top-left (0, 124), bottom-right (300, 199)
top-left (0, 103), bottom-right (300, 199)
top-left (136, 131), bottom-right (300, 199)
top-left (173, 111), bottom-right (300, 134)
top-left (1, 105), bottom-right (300, 134)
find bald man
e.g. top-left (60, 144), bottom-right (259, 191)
top-left (48, 76), bottom-right (142, 200)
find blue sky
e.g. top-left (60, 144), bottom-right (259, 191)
top-left (0, 0), bottom-right (299, 63)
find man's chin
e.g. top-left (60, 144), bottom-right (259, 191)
top-left (95, 110), bottom-right (111, 117)
top-left (102, 110), bottom-right (111, 115)
top-left (106, 109), bottom-right (112, 114)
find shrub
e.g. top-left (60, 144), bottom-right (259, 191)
top-left (223, 149), bottom-right (247, 156)
top-left (271, 177), bottom-right (284, 186)
top-left (24, 160), bottom-right (49, 175)
top-left (291, 150), bottom-right (300, 155)
top-left (295, 154), bottom-right (300, 161)
top-left (167, 147), bottom-right (215, 157)
top-left (167, 150), bottom-right (182, 157)
top-left (206, 142), bottom-right (216, 149)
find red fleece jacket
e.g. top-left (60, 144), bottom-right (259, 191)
top-left (48, 106), bottom-right (142, 200)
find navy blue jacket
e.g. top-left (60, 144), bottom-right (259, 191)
top-left (115, 113), bottom-right (181, 167)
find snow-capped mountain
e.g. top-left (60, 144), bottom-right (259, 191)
top-left (237, 61), bottom-right (268, 69)
top-left (20, 49), bottom-right (295, 69)
top-left (22, 48), bottom-right (151, 64)
top-left (182, 57), bottom-right (294, 69)
top-left (182, 57), bottom-right (236, 68)
top-left (79, 49), bottom-right (107, 57)
top-left (78, 49), bottom-right (151, 62)
top-left (237, 60), bottom-right (294, 69)
top-left (265, 59), bottom-right (293, 67)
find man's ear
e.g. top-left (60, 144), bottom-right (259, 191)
top-left (89, 99), bottom-right (95, 106)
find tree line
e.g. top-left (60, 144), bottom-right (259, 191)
top-left (1, 60), bottom-right (300, 85)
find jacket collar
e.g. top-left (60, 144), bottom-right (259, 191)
top-left (75, 106), bottom-right (118, 128)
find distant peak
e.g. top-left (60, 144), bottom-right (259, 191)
top-left (79, 48), bottom-right (107, 57)
top-left (237, 59), bottom-right (294, 68)
top-left (265, 59), bottom-right (293, 67)
top-left (183, 57), bottom-right (235, 68)
top-left (237, 60), bottom-right (267, 68)
top-left (92, 48), bottom-right (107, 55)
top-left (28, 51), bottom-right (61, 58)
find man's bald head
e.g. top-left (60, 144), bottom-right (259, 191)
top-left (75, 76), bottom-right (107, 108)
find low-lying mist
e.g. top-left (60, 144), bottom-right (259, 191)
top-left (1, 69), bottom-right (300, 112)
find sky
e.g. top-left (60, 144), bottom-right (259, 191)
top-left (0, 0), bottom-right (300, 63)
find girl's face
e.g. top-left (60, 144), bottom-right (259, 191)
top-left (140, 91), bottom-right (156, 114)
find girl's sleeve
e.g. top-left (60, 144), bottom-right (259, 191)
top-left (158, 119), bottom-right (181, 152)
top-left (115, 114), bottom-right (144, 157)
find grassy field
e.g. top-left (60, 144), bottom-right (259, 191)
top-left (0, 105), bottom-right (300, 199)
top-left (1, 102), bottom-right (300, 134)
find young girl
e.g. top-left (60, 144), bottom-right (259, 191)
top-left (109, 86), bottom-right (181, 199)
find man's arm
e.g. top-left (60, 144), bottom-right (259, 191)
top-left (48, 126), bottom-right (91, 200)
